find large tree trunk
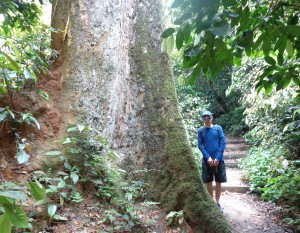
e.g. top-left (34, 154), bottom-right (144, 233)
top-left (51, 0), bottom-right (230, 231)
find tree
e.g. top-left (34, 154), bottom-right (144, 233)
top-left (51, 0), bottom-right (230, 231)
top-left (163, 0), bottom-right (300, 93)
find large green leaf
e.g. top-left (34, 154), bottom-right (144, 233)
top-left (176, 29), bottom-right (184, 50)
top-left (0, 213), bottom-right (11, 233)
top-left (162, 28), bottom-right (175, 38)
top-left (264, 56), bottom-right (276, 66)
top-left (4, 205), bottom-right (28, 228)
top-left (29, 182), bottom-right (45, 200)
top-left (0, 196), bottom-right (14, 204)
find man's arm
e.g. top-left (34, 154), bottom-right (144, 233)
top-left (216, 126), bottom-right (226, 161)
top-left (197, 128), bottom-right (210, 160)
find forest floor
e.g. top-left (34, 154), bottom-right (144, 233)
top-left (49, 189), bottom-right (294, 233)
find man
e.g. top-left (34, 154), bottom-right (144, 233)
top-left (198, 110), bottom-right (227, 211)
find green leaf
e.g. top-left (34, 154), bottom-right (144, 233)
top-left (29, 115), bottom-right (40, 129)
top-left (0, 213), bottom-right (11, 233)
top-left (29, 182), bottom-right (45, 200)
top-left (162, 28), bottom-right (175, 38)
top-left (166, 211), bottom-right (177, 219)
top-left (6, 108), bottom-right (14, 120)
top-left (57, 180), bottom-right (66, 189)
top-left (0, 51), bottom-right (21, 73)
top-left (16, 150), bottom-right (30, 164)
top-left (45, 151), bottom-right (62, 156)
top-left (64, 162), bottom-right (72, 171)
top-left (67, 126), bottom-right (78, 132)
top-left (176, 29), bottom-right (184, 50)
top-left (23, 68), bottom-right (33, 80)
top-left (264, 56), bottom-right (276, 66)
top-left (292, 77), bottom-right (300, 87)
top-left (77, 124), bottom-right (85, 132)
top-left (0, 196), bottom-right (14, 204)
top-left (53, 214), bottom-right (68, 221)
top-left (48, 204), bottom-right (57, 218)
top-left (36, 90), bottom-right (49, 100)
top-left (0, 113), bottom-right (7, 121)
top-left (70, 172), bottom-right (79, 184)
top-left (4, 205), bottom-right (29, 228)
top-left (277, 53), bottom-right (283, 66)
top-left (262, 38), bottom-right (271, 55)
top-left (183, 23), bottom-right (191, 42)
top-left (286, 25), bottom-right (300, 36)
top-left (0, 190), bottom-right (27, 201)
top-left (286, 40), bottom-right (293, 56)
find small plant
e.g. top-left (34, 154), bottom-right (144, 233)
top-left (0, 181), bottom-right (46, 232)
top-left (166, 210), bottom-right (186, 228)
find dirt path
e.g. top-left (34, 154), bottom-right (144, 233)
top-left (221, 136), bottom-right (293, 233)
top-left (222, 192), bottom-right (291, 233)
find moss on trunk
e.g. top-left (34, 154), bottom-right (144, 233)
top-left (130, 1), bottom-right (231, 232)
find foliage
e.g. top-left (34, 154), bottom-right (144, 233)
top-left (229, 57), bottom-right (300, 157)
top-left (0, 0), bottom-right (42, 31)
top-left (0, 0), bottom-right (56, 166)
top-left (0, 0), bottom-right (55, 98)
top-left (166, 210), bottom-right (185, 226)
top-left (240, 146), bottom-right (300, 213)
top-left (40, 124), bottom-right (158, 232)
top-left (0, 181), bottom-right (45, 232)
top-left (176, 84), bottom-right (208, 146)
top-left (163, 0), bottom-right (300, 92)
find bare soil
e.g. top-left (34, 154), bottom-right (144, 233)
top-left (222, 191), bottom-right (293, 233)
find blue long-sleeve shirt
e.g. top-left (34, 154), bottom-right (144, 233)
top-left (197, 125), bottom-right (226, 161)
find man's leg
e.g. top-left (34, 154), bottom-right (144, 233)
top-left (215, 182), bottom-right (221, 203)
top-left (206, 182), bottom-right (213, 197)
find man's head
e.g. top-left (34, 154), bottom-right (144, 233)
top-left (202, 110), bottom-right (213, 122)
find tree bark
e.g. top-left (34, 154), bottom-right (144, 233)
top-left (51, 0), bottom-right (230, 232)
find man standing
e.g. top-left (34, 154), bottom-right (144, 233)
top-left (198, 110), bottom-right (227, 211)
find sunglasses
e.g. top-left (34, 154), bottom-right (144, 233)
top-left (202, 116), bottom-right (211, 120)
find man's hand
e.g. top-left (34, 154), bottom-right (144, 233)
top-left (213, 159), bottom-right (219, 166)
top-left (207, 157), bottom-right (213, 166)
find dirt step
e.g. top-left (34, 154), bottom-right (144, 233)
top-left (226, 159), bottom-right (242, 168)
top-left (226, 144), bottom-right (250, 151)
top-left (225, 151), bottom-right (248, 159)
top-left (226, 136), bottom-right (245, 144)
top-left (214, 168), bottom-right (249, 193)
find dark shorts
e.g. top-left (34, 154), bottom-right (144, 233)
top-left (202, 160), bottom-right (227, 183)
